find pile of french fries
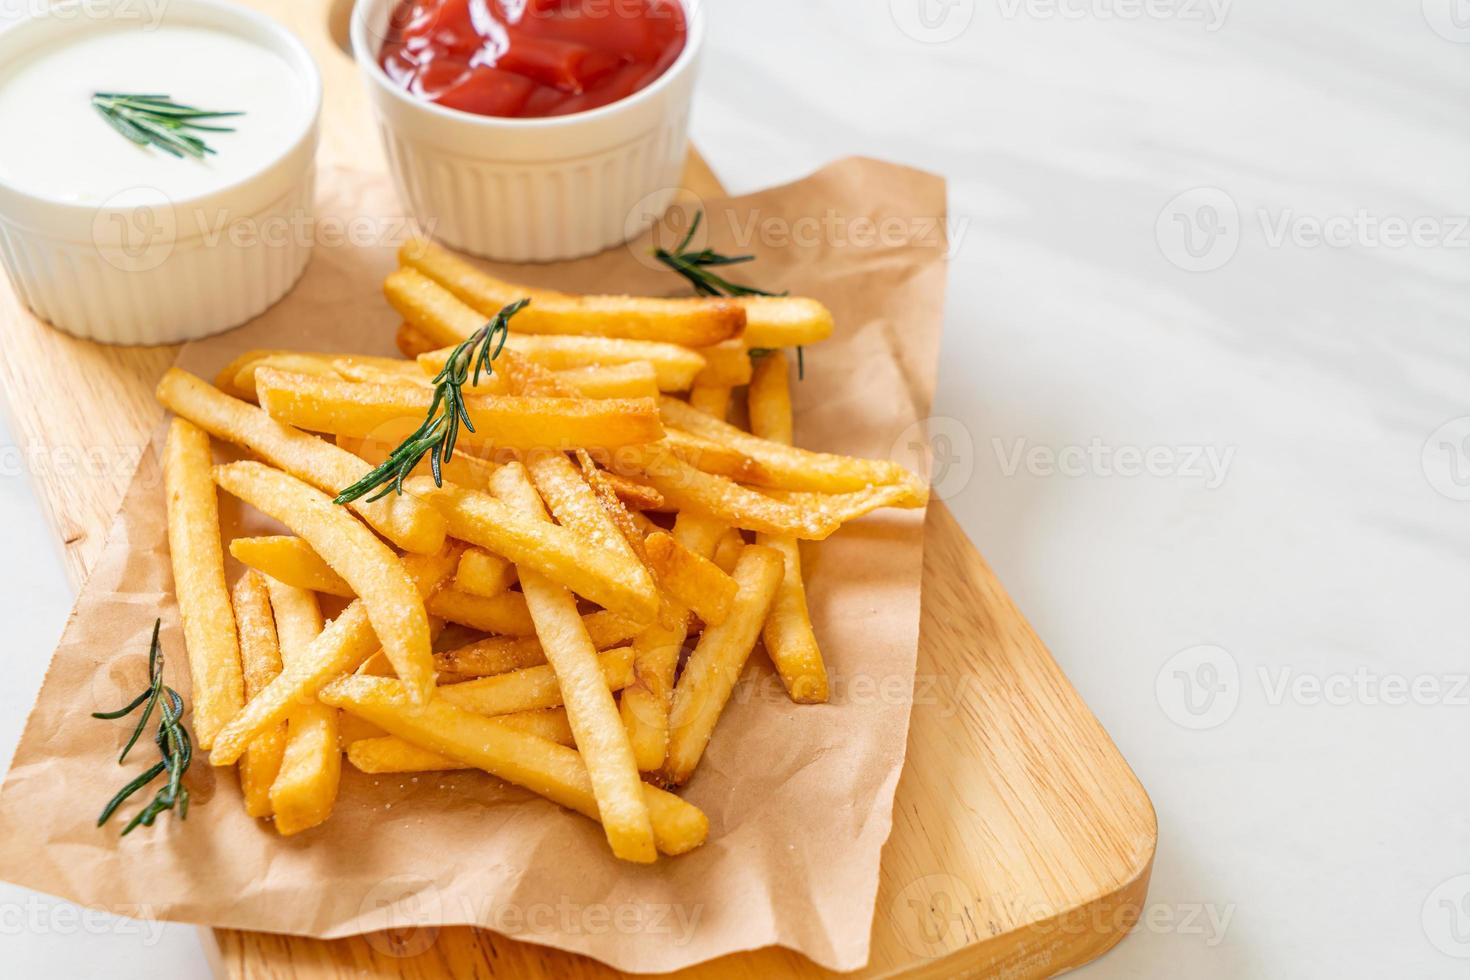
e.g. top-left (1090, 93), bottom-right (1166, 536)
top-left (154, 239), bottom-right (927, 861)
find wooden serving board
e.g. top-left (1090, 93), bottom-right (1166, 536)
top-left (0, 1), bottom-right (1157, 976)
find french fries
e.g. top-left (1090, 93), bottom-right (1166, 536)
top-left (163, 418), bottom-right (243, 750)
top-left (665, 545), bottom-right (786, 785)
top-left (493, 463), bottom-right (657, 863)
top-left (157, 368), bottom-right (447, 554)
top-left (256, 367), bottom-right (662, 452)
top-left (212, 462), bottom-right (435, 704)
top-left (232, 571), bottom-right (285, 818)
top-left (150, 237), bottom-right (923, 860)
top-left (401, 240), bottom-right (743, 346)
top-left (749, 351), bottom-right (829, 703)
top-left (229, 535), bottom-right (354, 598)
top-left (319, 675), bottom-right (707, 856)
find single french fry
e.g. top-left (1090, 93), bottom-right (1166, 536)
top-left (232, 571), bottom-right (285, 817)
top-left (337, 433), bottom-right (498, 491)
top-left (629, 432), bottom-right (767, 484)
top-left (492, 463), bottom-right (656, 863)
top-left (212, 461), bottom-right (435, 704)
top-left (687, 384), bottom-right (731, 420)
top-left (661, 396), bottom-right (916, 493)
top-left (163, 419), bottom-right (243, 751)
top-left (396, 321), bottom-right (437, 358)
top-left (338, 712), bottom-right (387, 746)
top-left (712, 527), bottom-right (746, 574)
top-left (454, 547), bottom-right (517, 598)
top-left (330, 354), bottom-right (430, 387)
top-left (645, 531), bottom-right (736, 627)
top-left (619, 512), bottom-right (725, 772)
top-left (319, 675), bottom-right (707, 857)
top-left (747, 350), bottom-right (794, 445)
top-left (259, 578), bottom-right (341, 836)
top-left (213, 350), bottom-right (340, 401)
top-left (691, 338), bottom-right (752, 387)
top-left (599, 471), bottom-right (664, 511)
top-left (439, 645), bottom-right (634, 716)
top-left (256, 368), bottom-right (662, 452)
top-left (737, 295), bottom-right (835, 349)
top-left (426, 589), bottom-right (533, 636)
top-left (435, 635), bottom-right (548, 678)
top-left (348, 708), bottom-right (576, 771)
top-left (399, 241), bottom-right (743, 346)
top-left (229, 536), bottom-right (354, 598)
top-left (156, 368), bottom-right (447, 554)
top-left (748, 350), bottom-right (828, 702)
top-left (523, 451), bottom-right (653, 586)
top-left (209, 545), bottom-right (460, 766)
top-left (419, 335), bottom-right (706, 393)
top-left (408, 477), bottom-right (658, 622)
top-left (551, 362), bottom-right (660, 400)
top-left (665, 545), bottom-right (786, 785)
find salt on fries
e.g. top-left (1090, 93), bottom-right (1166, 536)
top-left (149, 241), bottom-right (924, 858)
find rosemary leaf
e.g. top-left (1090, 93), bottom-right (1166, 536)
top-left (90, 92), bottom-right (242, 160)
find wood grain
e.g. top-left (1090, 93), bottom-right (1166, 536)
top-left (0, 1), bottom-right (1156, 976)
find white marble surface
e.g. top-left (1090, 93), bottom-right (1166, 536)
top-left (1, 0), bottom-right (1468, 977)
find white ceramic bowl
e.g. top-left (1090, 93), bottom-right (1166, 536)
top-left (351, 0), bottom-right (703, 262)
top-left (0, 0), bottom-right (321, 346)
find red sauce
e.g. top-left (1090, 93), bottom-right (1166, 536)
top-left (378, 0), bottom-right (687, 119)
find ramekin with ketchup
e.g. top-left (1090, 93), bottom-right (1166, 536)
top-left (352, 0), bottom-right (702, 262)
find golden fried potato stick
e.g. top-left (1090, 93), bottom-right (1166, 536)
top-left (660, 396), bottom-right (917, 493)
top-left (691, 338), bottom-right (752, 387)
top-left (318, 675), bottom-right (707, 857)
top-left (213, 350), bottom-right (341, 401)
top-left (259, 578), bottom-right (341, 836)
top-left (551, 363), bottom-right (660, 400)
top-left (523, 451), bottom-right (655, 591)
top-left (618, 512), bottom-right (724, 772)
top-left (396, 322), bottom-right (437, 359)
top-left (406, 476), bottom-right (658, 622)
top-left (737, 295), bottom-right (834, 349)
top-left (629, 431), bottom-right (767, 484)
top-left (329, 355), bottom-right (429, 388)
top-left (687, 384), bottom-right (731, 420)
top-left (439, 645), bottom-right (634, 717)
top-left (419, 334), bottom-right (706, 393)
top-left (399, 240), bottom-right (743, 346)
top-left (213, 461), bottom-right (435, 704)
top-left (209, 545), bottom-right (461, 766)
top-left (711, 527), bottom-right (746, 574)
top-left (255, 368), bottom-right (663, 453)
top-left (232, 571), bottom-right (285, 818)
top-left (454, 547), bottom-right (517, 598)
top-left (628, 451), bottom-right (923, 538)
top-left (157, 368), bottom-right (447, 555)
top-left (426, 588), bottom-right (533, 635)
top-left (435, 635), bottom-right (548, 679)
top-left (644, 531), bottom-right (737, 627)
top-left (492, 462), bottom-right (657, 863)
top-left (348, 708), bottom-right (576, 771)
top-left (665, 545), bottom-right (786, 785)
top-left (748, 350), bottom-right (828, 702)
top-left (163, 419), bottom-right (243, 750)
top-left (599, 471), bottom-right (664, 511)
top-left (229, 535), bottom-right (354, 598)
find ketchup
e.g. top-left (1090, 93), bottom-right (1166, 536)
top-left (378, 0), bottom-right (687, 119)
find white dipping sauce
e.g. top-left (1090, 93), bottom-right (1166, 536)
top-left (0, 24), bottom-right (310, 206)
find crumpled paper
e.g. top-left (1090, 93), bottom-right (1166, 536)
top-left (0, 156), bottom-right (948, 973)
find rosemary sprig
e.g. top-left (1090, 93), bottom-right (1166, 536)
top-left (335, 299), bottom-right (529, 504)
top-left (91, 92), bottom-right (242, 160)
top-left (93, 619), bottom-right (193, 835)
top-left (652, 211), bottom-right (804, 379)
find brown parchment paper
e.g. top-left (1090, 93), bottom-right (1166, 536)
top-left (0, 157), bottom-right (948, 974)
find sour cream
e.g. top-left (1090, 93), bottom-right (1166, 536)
top-left (0, 24), bottom-right (312, 206)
